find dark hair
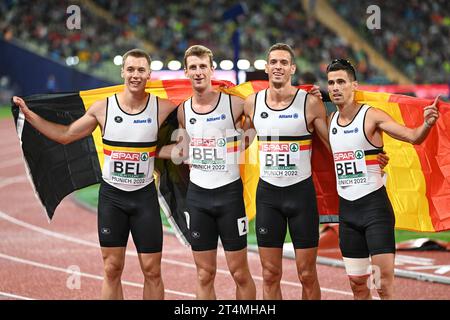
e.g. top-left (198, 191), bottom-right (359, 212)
top-left (267, 43), bottom-right (295, 64)
top-left (122, 49), bottom-right (152, 68)
top-left (326, 59), bottom-right (357, 81)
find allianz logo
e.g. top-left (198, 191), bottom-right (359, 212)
top-left (279, 113), bottom-right (298, 119)
top-left (344, 127), bottom-right (359, 134)
top-left (133, 118), bottom-right (152, 124)
top-left (207, 114), bottom-right (226, 122)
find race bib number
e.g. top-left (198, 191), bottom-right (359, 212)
top-left (189, 137), bottom-right (227, 171)
top-left (260, 142), bottom-right (300, 177)
top-left (110, 151), bottom-right (150, 185)
top-left (334, 149), bottom-right (368, 186)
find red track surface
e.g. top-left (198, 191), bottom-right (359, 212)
top-left (0, 118), bottom-right (449, 300)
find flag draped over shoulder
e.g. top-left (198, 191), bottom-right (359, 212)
top-left (11, 80), bottom-right (450, 241)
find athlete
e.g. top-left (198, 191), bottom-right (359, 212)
top-left (326, 58), bottom-right (439, 299)
top-left (13, 49), bottom-right (178, 300)
top-left (243, 43), bottom-right (330, 300)
top-left (176, 45), bottom-right (256, 300)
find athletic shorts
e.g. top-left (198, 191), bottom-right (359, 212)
top-left (98, 181), bottom-right (163, 253)
top-left (186, 178), bottom-right (247, 252)
top-left (255, 177), bottom-right (319, 249)
top-left (339, 186), bottom-right (396, 258)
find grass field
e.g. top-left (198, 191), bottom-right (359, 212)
top-left (0, 105), bottom-right (11, 119)
top-left (74, 184), bottom-right (449, 245)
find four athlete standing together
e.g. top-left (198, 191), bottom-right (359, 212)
top-left (13, 42), bottom-right (440, 300)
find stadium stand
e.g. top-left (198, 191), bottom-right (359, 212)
top-left (1, 0), bottom-right (448, 86)
top-left (329, 0), bottom-right (450, 84)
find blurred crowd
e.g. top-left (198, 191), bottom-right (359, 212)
top-left (92, 0), bottom-right (385, 83)
top-left (1, 0), bottom-right (448, 85)
top-left (330, 0), bottom-right (450, 84)
top-left (0, 0), bottom-right (144, 70)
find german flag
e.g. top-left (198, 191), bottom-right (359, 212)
top-left (11, 80), bottom-right (450, 242)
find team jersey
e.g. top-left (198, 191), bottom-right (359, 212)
top-left (329, 104), bottom-right (384, 201)
top-left (101, 93), bottom-right (158, 191)
top-left (252, 89), bottom-right (312, 187)
top-left (184, 92), bottom-right (241, 189)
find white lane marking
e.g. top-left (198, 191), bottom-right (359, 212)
top-left (0, 176), bottom-right (28, 188)
top-left (395, 255), bottom-right (435, 266)
top-left (406, 265), bottom-right (450, 275)
top-left (0, 291), bottom-right (34, 300)
top-left (0, 253), bottom-right (195, 298)
top-left (0, 158), bottom-right (24, 170)
top-left (0, 210), bottom-right (356, 297)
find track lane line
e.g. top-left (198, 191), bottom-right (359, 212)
top-left (0, 291), bottom-right (34, 300)
top-left (0, 210), bottom-right (357, 297)
top-left (0, 252), bottom-right (195, 298)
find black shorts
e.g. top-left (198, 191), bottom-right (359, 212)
top-left (186, 178), bottom-right (247, 252)
top-left (98, 181), bottom-right (163, 253)
top-left (339, 186), bottom-right (396, 258)
top-left (256, 177), bottom-right (319, 249)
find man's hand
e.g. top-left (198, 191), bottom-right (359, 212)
top-left (309, 85), bottom-right (322, 100)
top-left (13, 96), bottom-right (31, 117)
top-left (423, 95), bottom-right (440, 127)
top-left (377, 151), bottom-right (389, 170)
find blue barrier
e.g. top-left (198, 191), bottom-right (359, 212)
top-left (0, 39), bottom-right (113, 96)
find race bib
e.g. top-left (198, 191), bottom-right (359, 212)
top-left (189, 137), bottom-right (227, 171)
top-left (259, 142), bottom-right (300, 177)
top-left (109, 151), bottom-right (151, 185)
top-left (334, 149), bottom-right (368, 186)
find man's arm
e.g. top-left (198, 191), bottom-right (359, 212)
top-left (372, 96), bottom-right (439, 145)
top-left (242, 93), bottom-right (257, 149)
top-left (157, 97), bottom-right (178, 126)
top-left (230, 95), bottom-right (245, 129)
top-left (13, 96), bottom-right (102, 145)
top-left (305, 94), bottom-right (331, 152)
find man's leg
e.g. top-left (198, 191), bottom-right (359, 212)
top-left (100, 247), bottom-right (126, 299)
top-left (371, 253), bottom-right (395, 299)
top-left (343, 257), bottom-right (372, 299)
top-left (128, 182), bottom-right (164, 299)
top-left (192, 249), bottom-right (217, 300)
top-left (258, 247), bottom-right (283, 300)
top-left (347, 275), bottom-right (372, 300)
top-left (224, 248), bottom-right (256, 299)
top-left (294, 247), bottom-right (321, 300)
top-left (138, 252), bottom-right (164, 300)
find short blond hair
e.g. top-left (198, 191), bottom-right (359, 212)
top-left (184, 45), bottom-right (213, 68)
top-left (267, 43), bottom-right (295, 64)
top-left (122, 48), bottom-right (152, 68)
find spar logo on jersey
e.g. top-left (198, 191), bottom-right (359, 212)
top-left (290, 143), bottom-right (299, 152)
top-left (217, 138), bottom-right (226, 147)
top-left (206, 114), bottom-right (226, 122)
top-left (334, 150), bottom-right (364, 161)
top-left (260, 143), bottom-right (289, 152)
top-left (133, 118), bottom-right (152, 124)
top-left (344, 127), bottom-right (359, 134)
top-left (111, 151), bottom-right (141, 161)
top-left (190, 138), bottom-right (216, 147)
